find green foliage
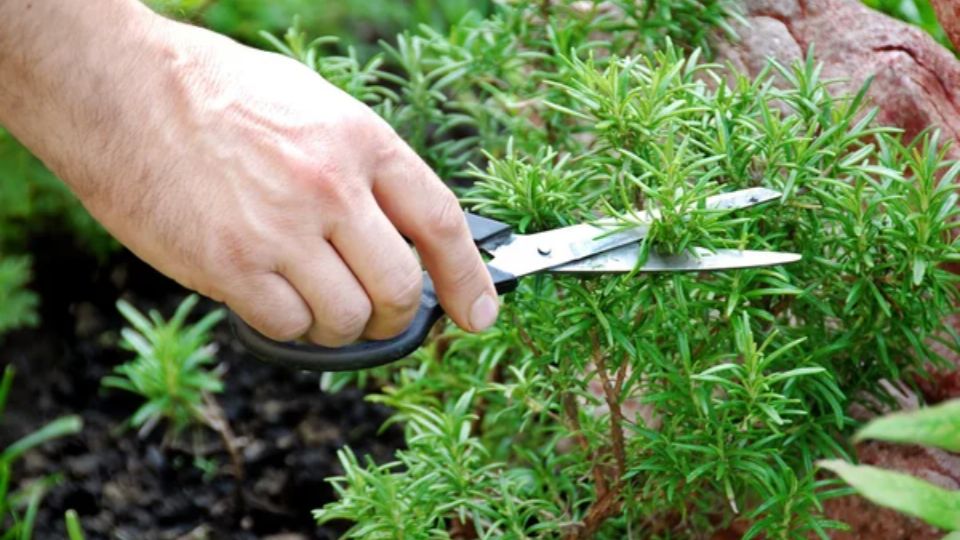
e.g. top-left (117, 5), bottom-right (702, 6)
top-left (259, 22), bottom-right (393, 105)
top-left (0, 257), bottom-right (38, 339)
top-left (0, 128), bottom-right (114, 341)
top-left (101, 295), bottom-right (225, 436)
top-left (0, 130), bottom-right (114, 256)
top-left (0, 366), bottom-right (83, 540)
top-left (862, 0), bottom-right (954, 51)
top-left (463, 142), bottom-right (592, 232)
top-left (267, 2), bottom-right (960, 537)
top-left (315, 389), bottom-right (566, 539)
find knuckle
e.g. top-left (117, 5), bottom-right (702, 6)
top-left (323, 102), bottom-right (402, 167)
top-left (239, 303), bottom-right (311, 342)
top-left (449, 258), bottom-right (487, 293)
top-left (349, 113), bottom-right (388, 142)
top-left (209, 229), bottom-right (259, 273)
top-left (366, 123), bottom-right (404, 165)
top-left (299, 158), bottom-right (351, 205)
top-left (288, 151), bottom-right (334, 184)
top-left (429, 191), bottom-right (468, 241)
top-left (378, 269), bottom-right (423, 315)
top-left (319, 297), bottom-right (372, 345)
top-left (265, 314), bottom-right (312, 342)
top-left (341, 106), bottom-right (391, 143)
top-left (288, 152), bottom-right (365, 213)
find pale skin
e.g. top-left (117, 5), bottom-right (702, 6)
top-left (0, 0), bottom-right (499, 345)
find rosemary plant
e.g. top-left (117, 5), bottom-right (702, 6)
top-left (102, 296), bottom-right (248, 480)
top-left (102, 295), bottom-right (225, 437)
top-left (273, 2), bottom-right (959, 537)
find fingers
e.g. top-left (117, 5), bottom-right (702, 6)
top-left (328, 196), bottom-right (423, 340)
top-left (221, 272), bottom-right (313, 342)
top-left (280, 241), bottom-right (373, 346)
top-left (373, 140), bottom-right (499, 333)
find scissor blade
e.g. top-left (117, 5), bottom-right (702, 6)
top-left (551, 246), bottom-right (802, 273)
top-left (486, 187), bottom-right (783, 278)
top-left (591, 186), bottom-right (782, 226)
top-left (701, 187), bottom-right (781, 211)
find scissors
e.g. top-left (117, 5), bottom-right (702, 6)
top-left (229, 187), bottom-right (800, 372)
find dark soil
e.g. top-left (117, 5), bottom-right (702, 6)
top-left (1, 232), bottom-right (403, 539)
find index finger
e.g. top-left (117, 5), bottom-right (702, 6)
top-left (372, 140), bottom-right (499, 333)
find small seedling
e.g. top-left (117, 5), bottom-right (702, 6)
top-left (102, 294), bottom-right (225, 437)
top-left (102, 295), bottom-right (244, 481)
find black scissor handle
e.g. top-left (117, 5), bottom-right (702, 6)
top-left (231, 265), bottom-right (517, 372)
top-left (465, 212), bottom-right (512, 246)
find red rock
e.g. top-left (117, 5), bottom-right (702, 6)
top-left (822, 440), bottom-right (960, 540)
top-left (715, 0), bottom-right (960, 154)
top-left (715, 3), bottom-right (960, 537)
top-left (931, 0), bottom-right (960, 52)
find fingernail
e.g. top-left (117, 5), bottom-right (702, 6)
top-left (469, 293), bottom-right (499, 331)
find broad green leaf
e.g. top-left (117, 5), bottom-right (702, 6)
top-left (819, 460), bottom-right (960, 530)
top-left (854, 399), bottom-right (960, 452)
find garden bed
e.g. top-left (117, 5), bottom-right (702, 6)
top-left (5, 0), bottom-right (960, 538)
top-left (1, 231), bottom-right (402, 539)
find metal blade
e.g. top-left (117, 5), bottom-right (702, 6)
top-left (591, 186), bottom-right (782, 226)
top-left (551, 246), bottom-right (802, 273)
top-left (486, 187), bottom-right (783, 278)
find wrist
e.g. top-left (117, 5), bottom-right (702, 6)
top-left (0, 0), bottom-right (160, 121)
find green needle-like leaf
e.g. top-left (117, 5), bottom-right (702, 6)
top-left (1, 416), bottom-right (82, 465)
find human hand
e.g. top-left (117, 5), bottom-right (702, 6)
top-left (0, 1), bottom-right (499, 345)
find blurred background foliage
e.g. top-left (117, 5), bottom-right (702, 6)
top-left (153, 0), bottom-right (959, 54)
top-left (862, 0), bottom-right (954, 51)
top-left (149, 0), bottom-right (493, 47)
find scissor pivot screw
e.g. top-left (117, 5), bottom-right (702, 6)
top-left (538, 245), bottom-right (553, 256)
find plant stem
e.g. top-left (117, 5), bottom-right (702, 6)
top-left (594, 333), bottom-right (627, 478)
top-left (562, 332), bottom-right (628, 539)
top-left (200, 392), bottom-right (244, 481)
top-left (560, 392), bottom-right (608, 500)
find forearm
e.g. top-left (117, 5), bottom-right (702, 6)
top-left (0, 2), bottom-right (499, 343)
top-left (0, 0), bottom-right (170, 198)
